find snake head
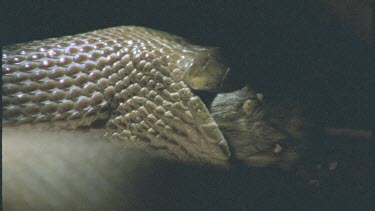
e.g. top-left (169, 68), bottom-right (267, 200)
top-left (183, 48), bottom-right (229, 92)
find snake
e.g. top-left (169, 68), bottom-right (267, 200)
top-left (2, 26), bottom-right (307, 169)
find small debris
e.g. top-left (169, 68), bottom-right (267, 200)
top-left (308, 179), bottom-right (320, 187)
top-left (316, 164), bottom-right (322, 169)
top-left (328, 160), bottom-right (338, 171)
top-left (256, 93), bottom-right (264, 101)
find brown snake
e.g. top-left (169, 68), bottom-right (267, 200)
top-left (2, 26), bottom-right (232, 166)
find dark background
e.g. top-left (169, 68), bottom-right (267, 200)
top-left (2, 0), bottom-right (373, 210)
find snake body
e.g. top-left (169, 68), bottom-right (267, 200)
top-left (2, 26), bottom-right (231, 166)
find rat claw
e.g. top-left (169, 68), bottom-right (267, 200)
top-left (242, 99), bottom-right (253, 116)
top-left (273, 143), bottom-right (283, 154)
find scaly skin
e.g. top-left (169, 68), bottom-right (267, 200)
top-left (2, 26), bottom-right (231, 167)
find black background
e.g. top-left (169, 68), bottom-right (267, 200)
top-left (2, 0), bottom-right (373, 210)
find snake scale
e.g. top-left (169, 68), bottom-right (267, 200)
top-left (2, 26), bottom-right (306, 168)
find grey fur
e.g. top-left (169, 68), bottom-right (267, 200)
top-left (211, 86), bottom-right (307, 168)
